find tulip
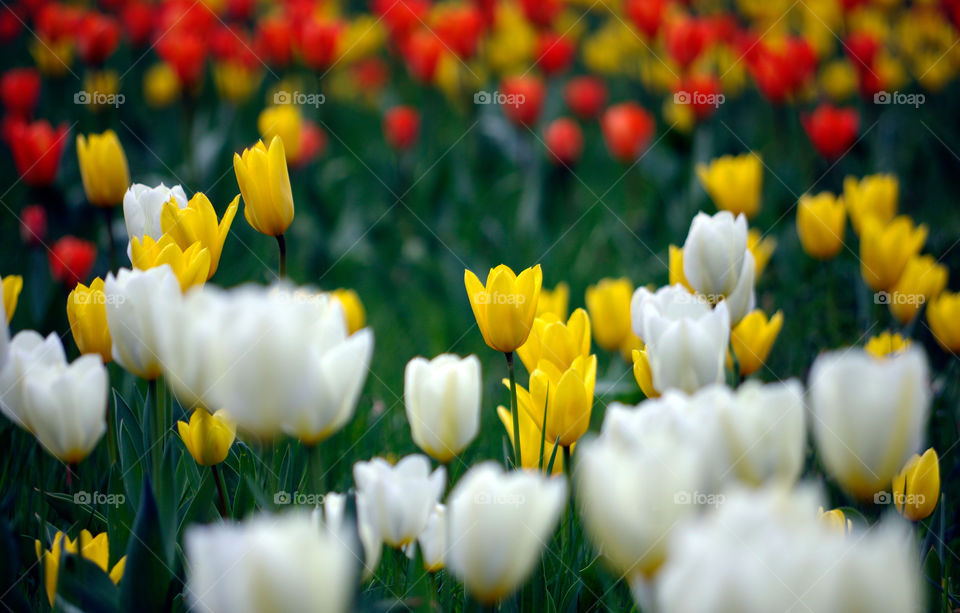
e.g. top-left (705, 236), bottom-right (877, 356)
top-left (796, 191), bottom-right (846, 260)
top-left (143, 62), bottom-right (180, 108)
top-left (859, 216), bottom-right (927, 291)
top-left (0, 331), bottom-right (68, 432)
top-left (927, 291), bottom-right (960, 352)
top-left (534, 32), bottom-right (575, 75)
top-left (157, 30), bottom-right (207, 87)
top-left (258, 105), bottom-right (302, 163)
top-left (331, 288), bottom-right (366, 335)
top-left (664, 15), bottom-right (706, 67)
top-left (1, 275), bottom-right (21, 323)
top-left (696, 153), bottom-right (763, 219)
top-left (418, 504), bottom-right (445, 572)
top-left (522, 354), bottom-right (597, 447)
top-left (104, 267), bottom-right (181, 380)
top-left (585, 277), bottom-right (633, 352)
top-left (36, 530), bottom-right (125, 605)
top-left (892, 447), bottom-right (939, 521)
top-left (300, 18), bottom-right (345, 70)
top-left (668, 245), bottom-right (692, 290)
top-left (404, 354), bottom-right (481, 462)
top-left (76, 130), bottom-right (130, 207)
top-left (67, 277), bottom-right (112, 362)
top-left (517, 308), bottom-right (590, 373)
top-left (446, 462), bottom-right (566, 603)
top-left (7, 119), bottom-right (69, 187)
top-left (321, 491), bottom-right (383, 580)
top-left (601, 102), bottom-right (655, 163)
top-left (464, 264), bottom-right (542, 354)
top-left (536, 282), bottom-right (569, 320)
top-left (49, 237), bottom-right (97, 286)
top-left (747, 228), bottom-right (775, 276)
top-left (185, 513), bottom-right (355, 613)
top-left (631, 285), bottom-right (730, 394)
top-left (543, 118), bottom-right (583, 165)
top-left (401, 29), bottom-right (443, 82)
top-left (75, 13), bottom-right (120, 64)
top-left (353, 455), bottom-right (445, 548)
top-left (809, 347), bottom-right (930, 500)
top-left (122, 183), bottom-right (189, 255)
top-left (563, 76), bottom-right (607, 119)
top-left (178, 408), bottom-right (236, 466)
top-left (20, 204), bottom-right (47, 246)
top-left (681, 211), bottom-right (756, 324)
top-left (844, 174), bottom-right (898, 234)
top-left (625, 0), bottom-right (664, 37)
top-left (802, 103), bottom-right (859, 159)
top-left (213, 61), bottom-right (261, 104)
top-left (496, 375), bottom-right (569, 474)
top-left (631, 347), bottom-right (658, 398)
top-left (500, 75), bottom-right (545, 126)
top-left (160, 192), bottom-right (239, 279)
top-left (731, 309), bottom-right (783, 376)
top-left (383, 106), bottom-right (420, 150)
top-left (0, 67), bottom-right (41, 116)
top-left (888, 255), bottom-right (948, 324)
top-left (131, 235), bottom-right (211, 291)
top-left (233, 136), bottom-right (295, 237)
top-left (818, 506), bottom-right (852, 533)
top-left (865, 331), bottom-right (912, 358)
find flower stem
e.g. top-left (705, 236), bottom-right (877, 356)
top-left (211, 464), bottom-right (228, 519)
top-left (506, 351), bottom-right (521, 468)
top-left (276, 233), bottom-right (287, 279)
top-left (102, 206), bottom-right (116, 272)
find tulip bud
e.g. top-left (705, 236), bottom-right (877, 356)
top-left (888, 255), bottom-right (947, 324)
top-left (331, 288), bottom-right (366, 335)
top-left (843, 174), bottom-right (897, 234)
top-left (796, 191), bottom-right (845, 260)
top-left (122, 183), bottom-right (188, 254)
top-left (927, 291), bottom-right (960, 352)
top-left (681, 211), bottom-right (756, 324)
top-left (668, 245), bottom-right (692, 290)
top-left (49, 236), bottom-right (97, 287)
top-left (0, 331), bottom-right (65, 432)
top-left (601, 102), bottom-right (654, 163)
top-left (464, 264), bottom-right (542, 353)
top-left (8, 119), bottom-right (69, 187)
top-left (67, 277), bottom-right (112, 363)
top-left (731, 309), bottom-right (783, 377)
top-left (859, 216), bottom-right (927, 291)
top-left (864, 331), bottom-right (911, 358)
top-left (585, 277), bottom-right (633, 352)
top-left (0, 67), bottom-right (40, 116)
top-left (631, 347), bottom-right (657, 398)
top-left (76, 130), bottom-right (130, 207)
top-left (696, 153), bottom-right (763, 219)
top-left (130, 235), bottom-right (211, 291)
top-left (747, 229), bottom-right (775, 276)
top-left (36, 530), bottom-right (125, 605)
top-left (563, 76), bottom-right (606, 119)
top-left (802, 104), bottom-right (859, 159)
top-left (517, 308), bottom-right (590, 373)
top-left (418, 504), bottom-right (446, 572)
top-left (178, 408), bottom-right (236, 466)
top-left (233, 136), bottom-right (296, 237)
top-left (543, 117), bottom-right (583, 165)
top-left (818, 506), bottom-right (853, 534)
top-left (892, 448), bottom-right (939, 521)
top-left (404, 354), bottom-right (481, 462)
top-left (143, 62), bottom-right (180, 108)
top-left (1, 275), bottom-right (21, 323)
top-left (258, 105), bottom-right (302, 163)
top-left (383, 106), bottom-right (420, 150)
top-left (19, 204), bottom-right (47, 246)
top-left (536, 282), bottom-right (569, 320)
top-left (500, 75), bottom-right (545, 126)
top-left (161, 192), bottom-right (239, 278)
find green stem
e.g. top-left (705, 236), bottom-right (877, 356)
top-left (102, 206), bottom-right (116, 273)
top-left (211, 464), bottom-right (229, 519)
top-left (276, 233), bottom-right (287, 279)
top-left (506, 352), bottom-right (521, 468)
top-left (307, 443), bottom-right (324, 496)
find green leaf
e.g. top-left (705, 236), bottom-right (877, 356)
top-left (53, 554), bottom-right (119, 613)
top-left (119, 478), bottom-right (173, 613)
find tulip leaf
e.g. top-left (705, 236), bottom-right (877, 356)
top-left (178, 469), bottom-right (217, 533)
top-left (119, 477), bottom-right (173, 613)
top-left (546, 436), bottom-right (561, 475)
top-left (118, 422), bottom-right (142, 510)
top-left (53, 554), bottom-right (119, 613)
top-left (112, 389), bottom-right (141, 450)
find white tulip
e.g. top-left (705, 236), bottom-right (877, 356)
top-left (321, 491), bottom-right (383, 580)
top-left (105, 266), bottom-right (181, 380)
top-left (185, 512), bottom-right (356, 613)
top-left (122, 183), bottom-right (187, 258)
top-left (446, 462), bottom-right (566, 603)
top-left (681, 211), bottom-right (756, 323)
top-left (0, 300), bottom-right (8, 372)
top-left (25, 354), bottom-right (107, 463)
top-left (418, 503), bottom-right (446, 571)
top-left (353, 454), bottom-right (445, 548)
top-left (404, 354), bottom-right (481, 462)
top-left (0, 331), bottom-right (68, 431)
top-left (631, 285), bottom-right (730, 393)
top-left (656, 485), bottom-right (921, 613)
top-left (809, 347), bottom-right (930, 500)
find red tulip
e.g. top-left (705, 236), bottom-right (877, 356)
top-left (676, 73), bottom-right (723, 120)
top-left (665, 16), bottom-right (707, 68)
top-left (294, 120), bottom-right (326, 167)
top-left (625, 0), bottom-right (665, 38)
top-left (36, 4), bottom-right (83, 42)
top-left (0, 68), bottom-right (41, 117)
top-left (383, 106), bottom-right (420, 150)
top-left (227, 0), bottom-right (255, 21)
top-left (373, 0), bottom-right (429, 40)
top-left (75, 12), bottom-right (120, 65)
top-left (500, 75), bottom-right (545, 127)
top-left (543, 118), bottom-right (583, 165)
top-left (402, 30), bottom-right (443, 83)
top-left (845, 31), bottom-right (879, 68)
top-left (432, 4), bottom-right (484, 59)
top-left (518, 0), bottom-right (562, 27)
top-left (255, 15), bottom-right (294, 67)
top-left (802, 104), bottom-right (859, 159)
top-left (157, 0), bottom-right (215, 36)
top-left (300, 18), bottom-right (345, 70)
top-left (535, 32), bottom-right (576, 76)
top-left (7, 119), bottom-right (68, 187)
top-left (122, 2), bottom-right (154, 46)
top-left (352, 58), bottom-right (389, 92)
top-left (49, 236), bottom-right (97, 287)
top-left (0, 7), bottom-right (24, 43)
top-left (157, 30), bottom-right (207, 87)
top-left (20, 204), bottom-right (47, 246)
top-left (564, 76), bottom-right (607, 119)
top-left (601, 102), bottom-right (655, 163)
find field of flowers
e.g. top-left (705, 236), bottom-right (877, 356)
top-left (0, 0), bottom-right (959, 611)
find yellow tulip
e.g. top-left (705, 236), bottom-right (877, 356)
top-left (464, 264), bottom-right (542, 353)
top-left (30, 37), bottom-right (74, 77)
top-left (618, 330), bottom-right (643, 363)
top-left (860, 216), bottom-right (927, 291)
top-left (631, 347), bottom-right (658, 398)
top-left (213, 61), bottom-right (262, 104)
top-left (731, 309), bottom-right (783, 376)
top-left (143, 63), bottom-right (180, 108)
top-left (584, 277), bottom-right (633, 352)
top-left (233, 136), bottom-right (296, 237)
top-left (496, 388), bottom-right (569, 475)
top-left (161, 192), bottom-right (239, 278)
top-left (865, 331), bottom-right (912, 358)
top-left (517, 308), bottom-right (590, 373)
top-left (892, 448), bottom-right (939, 521)
top-left (819, 60), bottom-right (858, 101)
top-left (536, 282), bottom-right (569, 320)
top-left (748, 228), bottom-right (776, 276)
top-left (817, 506), bottom-right (852, 534)
top-left (258, 105), bottom-right (302, 163)
top-left (887, 255), bottom-right (948, 324)
top-left (177, 408), bottom-right (236, 466)
top-left (130, 235), bottom-right (211, 291)
top-left (844, 174), bottom-right (898, 234)
top-left (82, 70), bottom-right (120, 111)
top-left (67, 277), bottom-right (112, 363)
top-left (527, 354), bottom-right (597, 447)
top-left (332, 288), bottom-right (366, 335)
top-left (76, 130), bottom-right (130, 208)
top-left (1, 274), bottom-right (22, 323)
top-left (696, 152), bottom-right (763, 218)
top-left (35, 530), bottom-right (125, 605)
top-left (927, 291), bottom-right (960, 352)
top-left (796, 192), bottom-right (845, 260)
top-left (668, 245), bottom-right (692, 290)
